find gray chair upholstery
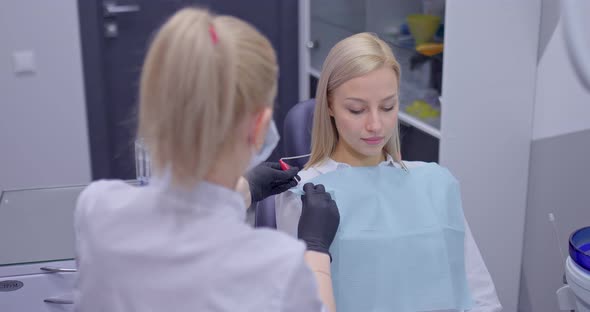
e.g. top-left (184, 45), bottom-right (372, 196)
top-left (253, 196), bottom-right (276, 228)
top-left (254, 99), bottom-right (316, 228)
top-left (282, 98), bottom-right (316, 168)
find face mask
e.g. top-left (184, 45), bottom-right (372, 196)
top-left (247, 120), bottom-right (280, 170)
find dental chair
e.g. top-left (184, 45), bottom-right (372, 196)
top-left (254, 99), bottom-right (316, 228)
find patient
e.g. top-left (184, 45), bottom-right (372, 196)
top-left (275, 33), bottom-right (502, 312)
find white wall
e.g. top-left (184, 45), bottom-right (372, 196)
top-left (533, 14), bottom-right (590, 140)
top-left (518, 2), bottom-right (590, 311)
top-left (0, 1), bottom-right (91, 191)
top-left (440, 1), bottom-right (541, 311)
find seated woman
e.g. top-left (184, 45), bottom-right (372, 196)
top-left (275, 33), bottom-right (502, 312)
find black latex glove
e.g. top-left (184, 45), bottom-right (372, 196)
top-left (245, 162), bottom-right (300, 203)
top-left (298, 183), bottom-right (340, 257)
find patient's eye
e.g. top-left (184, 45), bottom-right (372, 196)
top-left (349, 109), bottom-right (364, 115)
top-left (381, 98), bottom-right (397, 112)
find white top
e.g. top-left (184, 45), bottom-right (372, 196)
top-left (275, 156), bottom-right (503, 312)
top-left (74, 177), bottom-right (325, 312)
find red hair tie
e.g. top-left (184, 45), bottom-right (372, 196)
top-left (209, 25), bottom-right (218, 45)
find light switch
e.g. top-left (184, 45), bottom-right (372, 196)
top-left (12, 50), bottom-right (36, 75)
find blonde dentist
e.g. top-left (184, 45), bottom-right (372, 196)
top-left (74, 8), bottom-right (339, 312)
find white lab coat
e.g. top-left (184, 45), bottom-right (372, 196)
top-left (74, 177), bottom-right (325, 312)
top-left (275, 157), bottom-right (503, 312)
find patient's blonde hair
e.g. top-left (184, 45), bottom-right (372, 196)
top-left (138, 8), bottom-right (277, 187)
top-left (306, 32), bottom-right (403, 169)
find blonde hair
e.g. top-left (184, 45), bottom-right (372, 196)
top-left (138, 8), bottom-right (278, 187)
top-left (306, 32), bottom-right (403, 169)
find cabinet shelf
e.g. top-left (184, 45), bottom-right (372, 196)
top-left (399, 111), bottom-right (441, 139)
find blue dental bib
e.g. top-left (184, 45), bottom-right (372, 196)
top-left (292, 163), bottom-right (473, 312)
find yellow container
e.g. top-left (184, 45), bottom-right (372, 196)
top-left (416, 42), bottom-right (444, 56)
top-left (407, 14), bottom-right (441, 45)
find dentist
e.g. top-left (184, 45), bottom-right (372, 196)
top-left (74, 8), bottom-right (339, 312)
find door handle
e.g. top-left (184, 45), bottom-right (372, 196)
top-left (104, 1), bottom-right (140, 16)
top-left (307, 40), bottom-right (319, 49)
top-left (44, 298), bottom-right (74, 304)
top-left (40, 267), bottom-right (78, 273)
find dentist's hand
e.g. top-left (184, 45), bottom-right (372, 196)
top-left (245, 162), bottom-right (300, 203)
top-left (298, 183), bottom-right (340, 257)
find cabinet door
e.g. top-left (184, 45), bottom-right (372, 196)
top-left (0, 185), bottom-right (84, 266)
top-left (310, 18), bottom-right (354, 72)
top-left (311, 0), bottom-right (366, 33)
top-left (0, 272), bottom-right (77, 312)
top-left (400, 123), bottom-right (439, 163)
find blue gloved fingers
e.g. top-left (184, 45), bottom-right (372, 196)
top-left (288, 179), bottom-right (298, 188)
top-left (272, 179), bottom-right (299, 194)
top-left (265, 162), bottom-right (282, 170)
top-left (266, 165), bottom-right (299, 184)
top-left (284, 166), bottom-right (300, 177)
top-left (246, 162), bottom-right (287, 202)
top-left (269, 169), bottom-right (300, 189)
top-left (303, 183), bottom-right (316, 193)
top-left (247, 162), bottom-right (303, 202)
top-left (314, 184), bottom-right (326, 193)
top-left (298, 182), bottom-right (340, 258)
top-left (264, 162), bottom-right (299, 178)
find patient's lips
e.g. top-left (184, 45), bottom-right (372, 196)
top-left (361, 136), bottom-right (384, 145)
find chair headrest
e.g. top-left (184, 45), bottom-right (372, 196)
top-left (282, 99), bottom-right (316, 169)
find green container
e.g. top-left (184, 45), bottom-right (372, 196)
top-left (407, 14), bottom-right (441, 45)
